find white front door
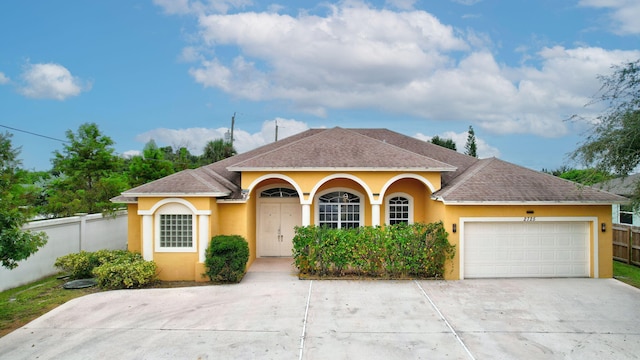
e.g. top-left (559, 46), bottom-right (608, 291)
top-left (258, 202), bottom-right (301, 257)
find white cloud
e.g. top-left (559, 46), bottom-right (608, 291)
top-left (134, 118), bottom-right (310, 155)
top-left (414, 130), bottom-right (500, 159)
top-left (579, 0), bottom-right (640, 35)
top-left (0, 72), bottom-right (9, 84)
top-left (18, 63), bottom-right (90, 100)
top-left (162, 1), bottom-right (640, 137)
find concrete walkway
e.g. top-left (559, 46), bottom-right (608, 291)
top-left (1, 258), bottom-right (639, 359)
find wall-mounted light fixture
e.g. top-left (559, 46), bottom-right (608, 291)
top-left (601, 223), bottom-right (606, 232)
top-left (452, 223), bottom-right (457, 233)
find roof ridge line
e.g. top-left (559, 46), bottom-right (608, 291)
top-left (188, 169), bottom-right (229, 193)
top-left (437, 157), bottom-right (494, 198)
top-left (199, 166), bottom-right (238, 190)
top-left (228, 127), bottom-right (334, 169)
top-left (349, 128), bottom-right (457, 170)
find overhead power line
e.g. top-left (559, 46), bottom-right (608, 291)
top-left (0, 124), bottom-right (68, 143)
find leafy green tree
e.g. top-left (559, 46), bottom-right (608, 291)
top-left (160, 145), bottom-right (199, 171)
top-left (542, 165), bottom-right (573, 177)
top-left (572, 59), bottom-right (640, 174)
top-left (464, 125), bottom-right (478, 158)
top-left (431, 136), bottom-right (457, 151)
top-left (558, 169), bottom-right (611, 186)
top-left (128, 140), bottom-right (174, 187)
top-left (571, 59), bottom-right (640, 205)
top-left (45, 123), bottom-right (129, 217)
top-left (0, 132), bottom-right (47, 269)
top-left (200, 139), bottom-right (237, 165)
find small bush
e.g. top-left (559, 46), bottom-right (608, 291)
top-left (92, 253), bottom-right (157, 289)
top-left (55, 249), bottom-right (157, 289)
top-left (54, 251), bottom-right (99, 279)
top-left (204, 235), bottom-right (250, 283)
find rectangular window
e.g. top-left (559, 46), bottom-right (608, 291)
top-left (620, 205), bottom-right (634, 225)
top-left (160, 214), bottom-right (193, 248)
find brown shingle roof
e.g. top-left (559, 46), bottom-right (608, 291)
top-left (228, 127), bottom-right (456, 171)
top-left (121, 167), bottom-right (232, 197)
top-left (351, 128), bottom-right (477, 185)
top-left (433, 157), bottom-right (627, 203)
top-left (112, 127), bottom-right (626, 205)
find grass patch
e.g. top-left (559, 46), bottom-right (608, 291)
top-left (613, 260), bottom-right (640, 289)
top-left (0, 275), bottom-right (210, 338)
top-left (0, 274), bottom-right (101, 338)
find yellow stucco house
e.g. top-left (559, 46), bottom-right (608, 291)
top-left (112, 127), bottom-right (625, 281)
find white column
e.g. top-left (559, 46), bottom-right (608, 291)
top-left (142, 215), bottom-right (154, 261)
top-left (371, 204), bottom-right (381, 227)
top-left (302, 204), bottom-right (311, 226)
top-left (199, 214), bottom-right (210, 263)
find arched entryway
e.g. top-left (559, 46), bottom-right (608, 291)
top-left (256, 186), bottom-right (302, 257)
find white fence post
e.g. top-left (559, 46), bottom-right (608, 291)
top-left (76, 213), bottom-right (88, 252)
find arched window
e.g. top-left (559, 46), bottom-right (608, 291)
top-left (386, 193), bottom-right (413, 225)
top-left (317, 190), bottom-right (362, 229)
top-left (155, 202), bottom-right (197, 252)
top-left (260, 187), bottom-right (299, 198)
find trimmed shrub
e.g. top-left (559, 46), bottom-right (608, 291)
top-left (55, 249), bottom-right (157, 289)
top-left (92, 253), bottom-right (157, 289)
top-left (204, 235), bottom-right (250, 283)
top-left (54, 251), bottom-right (100, 279)
top-left (292, 222), bottom-right (455, 278)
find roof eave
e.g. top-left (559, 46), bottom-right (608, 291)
top-left (122, 191), bottom-right (231, 198)
top-left (433, 198), bottom-right (629, 205)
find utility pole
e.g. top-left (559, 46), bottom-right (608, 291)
top-left (275, 119), bottom-right (279, 142)
top-left (230, 112), bottom-right (235, 147)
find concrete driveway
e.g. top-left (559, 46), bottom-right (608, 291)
top-left (1, 258), bottom-right (639, 359)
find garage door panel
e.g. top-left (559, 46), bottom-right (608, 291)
top-left (464, 221), bottom-right (589, 278)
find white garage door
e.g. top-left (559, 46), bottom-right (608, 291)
top-left (464, 221), bottom-right (590, 278)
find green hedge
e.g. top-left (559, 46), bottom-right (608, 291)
top-left (292, 222), bottom-right (455, 278)
top-left (204, 235), bottom-right (250, 283)
top-left (54, 249), bottom-right (157, 289)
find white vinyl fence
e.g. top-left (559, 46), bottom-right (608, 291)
top-left (0, 212), bottom-right (128, 292)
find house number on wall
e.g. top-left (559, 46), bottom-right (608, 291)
top-left (523, 216), bottom-right (536, 222)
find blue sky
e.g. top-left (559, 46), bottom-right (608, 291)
top-left (0, 0), bottom-right (638, 172)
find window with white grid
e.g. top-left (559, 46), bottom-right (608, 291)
top-left (386, 193), bottom-right (413, 225)
top-left (155, 202), bottom-right (197, 252)
top-left (160, 214), bottom-right (193, 248)
top-left (317, 190), bottom-right (362, 229)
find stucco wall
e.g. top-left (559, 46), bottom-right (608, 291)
top-left (440, 204), bottom-right (614, 280)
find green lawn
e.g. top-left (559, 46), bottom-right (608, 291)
top-left (613, 260), bottom-right (640, 288)
top-left (0, 274), bottom-right (99, 338)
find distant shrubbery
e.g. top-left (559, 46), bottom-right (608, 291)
top-left (54, 249), bottom-right (157, 289)
top-left (292, 222), bottom-right (455, 278)
top-left (204, 235), bottom-right (250, 283)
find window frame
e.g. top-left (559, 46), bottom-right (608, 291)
top-left (155, 202), bottom-right (197, 253)
top-left (315, 188), bottom-right (365, 229)
top-left (385, 192), bottom-right (414, 225)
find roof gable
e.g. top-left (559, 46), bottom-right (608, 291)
top-left (228, 127), bottom-right (456, 171)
